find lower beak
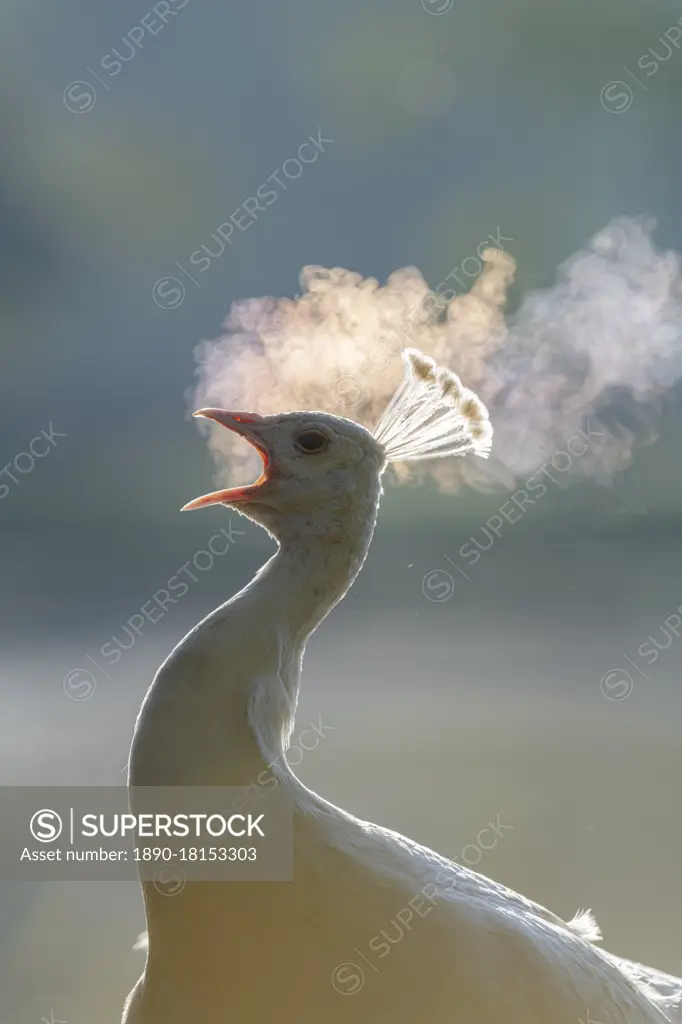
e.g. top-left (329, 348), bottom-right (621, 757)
top-left (181, 410), bottom-right (269, 511)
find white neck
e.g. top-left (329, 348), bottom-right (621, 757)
top-left (129, 473), bottom-right (382, 789)
top-left (246, 517), bottom-right (377, 771)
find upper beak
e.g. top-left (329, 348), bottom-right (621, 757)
top-left (181, 410), bottom-right (270, 511)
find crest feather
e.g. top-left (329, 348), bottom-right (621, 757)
top-left (373, 348), bottom-right (492, 462)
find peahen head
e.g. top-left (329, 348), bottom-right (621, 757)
top-left (182, 348), bottom-right (493, 539)
top-left (182, 409), bottom-right (385, 536)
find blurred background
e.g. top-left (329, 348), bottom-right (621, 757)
top-left (2, 0), bottom-right (682, 1019)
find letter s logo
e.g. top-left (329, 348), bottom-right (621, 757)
top-left (30, 809), bottom-right (63, 842)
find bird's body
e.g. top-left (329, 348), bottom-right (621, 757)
top-left (123, 351), bottom-right (681, 1023)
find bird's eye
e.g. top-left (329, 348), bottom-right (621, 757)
top-left (294, 430), bottom-right (329, 454)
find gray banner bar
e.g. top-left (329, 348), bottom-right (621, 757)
top-left (0, 786), bottom-right (293, 881)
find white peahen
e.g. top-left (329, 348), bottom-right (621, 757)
top-left (122, 349), bottom-right (682, 1024)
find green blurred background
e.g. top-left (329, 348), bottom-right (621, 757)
top-left (1, 0), bottom-right (682, 1020)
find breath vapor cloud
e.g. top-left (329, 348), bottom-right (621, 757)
top-left (190, 217), bottom-right (682, 493)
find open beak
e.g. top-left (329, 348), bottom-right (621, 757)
top-left (181, 410), bottom-right (270, 511)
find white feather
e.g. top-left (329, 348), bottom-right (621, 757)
top-left (373, 347), bottom-right (493, 462)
